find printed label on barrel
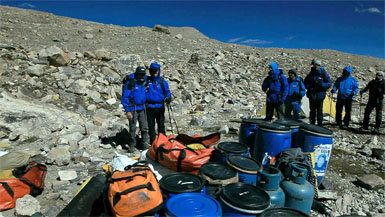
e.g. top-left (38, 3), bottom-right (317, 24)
top-left (313, 144), bottom-right (332, 177)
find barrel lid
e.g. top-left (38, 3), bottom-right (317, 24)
top-left (218, 142), bottom-right (248, 154)
top-left (227, 155), bottom-right (260, 172)
top-left (300, 123), bottom-right (333, 136)
top-left (274, 119), bottom-right (302, 129)
top-left (167, 193), bottom-right (222, 217)
top-left (257, 122), bottom-right (290, 132)
top-left (260, 208), bottom-right (308, 217)
top-left (199, 162), bottom-right (237, 180)
top-left (220, 182), bottom-right (270, 211)
top-left (242, 118), bottom-right (266, 124)
top-left (160, 173), bottom-right (203, 194)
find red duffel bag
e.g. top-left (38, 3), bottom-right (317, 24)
top-left (147, 133), bottom-right (220, 174)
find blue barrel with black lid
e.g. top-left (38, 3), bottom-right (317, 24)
top-left (293, 123), bottom-right (333, 185)
top-left (274, 119), bottom-right (302, 148)
top-left (239, 118), bottom-right (265, 155)
top-left (254, 122), bottom-right (291, 162)
top-left (159, 173), bottom-right (205, 200)
top-left (260, 207), bottom-right (308, 217)
top-left (217, 142), bottom-right (250, 163)
top-left (199, 162), bottom-right (238, 198)
top-left (166, 193), bottom-right (222, 217)
top-left (220, 182), bottom-right (271, 216)
top-left (226, 155), bottom-right (260, 185)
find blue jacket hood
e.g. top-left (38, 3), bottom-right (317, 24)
top-left (269, 62), bottom-right (280, 80)
top-left (149, 62), bottom-right (161, 79)
top-left (343, 67), bottom-right (352, 76)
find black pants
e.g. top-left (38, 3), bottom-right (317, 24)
top-left (309, 97), bottom-right (324, 126)
top-left (336, 98), bottom-right (353, 126)
top-left (363, 100), bottom-right (383, 129)
top-left (265, 101), bottom-right (284, 121)
top-left (147, 107), bottom-right (166, 145)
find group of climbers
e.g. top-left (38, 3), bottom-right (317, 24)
top-left (121, 62), bottom-right (172, 153)
top-left (262, 60), bottom-right (384, 132)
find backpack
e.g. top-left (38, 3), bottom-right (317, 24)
top-left (108, 161), bottom-right (163, 217)
top-left (0, 162), bottom-right (47, 210)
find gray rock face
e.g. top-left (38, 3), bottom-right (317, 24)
top-left (357, 174), bottom-right (385, 190)
top-left (15, 194), bottom-right (41, 216)
top-left (109, 54), bottom-right (143, 75)
top-left (47, 146), bottom-right (71, 166)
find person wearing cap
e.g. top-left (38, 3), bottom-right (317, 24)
top-left (360, 71), bottom-right (385, 133)
top-left (304, 59), bottom-right (332, 126)
top-left (262, 62), bottom-right (289, 121)
top-left (331, 67), bottom-right (358, 129)
top-left (146, 62), bottom-right (172, 145)
top-left (285, 69), bottom-right (306, 120)
top-left (121, 66), bottom-right (150, 152)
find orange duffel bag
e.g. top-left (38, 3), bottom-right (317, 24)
top-left (0, 162), bottom-right (47, 210)
top-left (108, 161), bottom-right (163, 217)
top-left (147, 133), bottom-right (220, 174)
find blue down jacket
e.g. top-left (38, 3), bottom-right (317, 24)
top-left (146, 62), bottom-right (172, 109)
top-left (262, 62), bottom-right (289, 103)
top-left (121, 73), bottom-right (147, 112)
top-left (331, 67), bottom-right (358, 100)
top-left (304, 66), bottom-right (332, 100)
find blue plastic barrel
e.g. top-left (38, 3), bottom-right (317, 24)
top-left (254, 122), bottom-right (291, 162)
top-left (166, 193), bottom-right (222, 217)
top-left (220, 182), bottom-right (270, 216)
top-left (217, 142), bottom-right (250, 163)
top-left (274, 119), bottom-right (302, 148)
top-left (226, 155), bottom-right (260, 185)
top-left (239, 118), bottom-right (265, 155)
top-left (159, 173), bottom-right (206, 200)
top-left (294, 123), bottom-right (333, 185)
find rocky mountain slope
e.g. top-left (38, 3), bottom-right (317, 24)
top-left (0, 5), bottom-right (384, 217)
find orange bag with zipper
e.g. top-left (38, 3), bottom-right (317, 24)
top-left (147, 133), bottom-right (220, 174)
top-left (108, 161), bottom-right (163, 217)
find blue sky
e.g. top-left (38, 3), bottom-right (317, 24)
top-left (1, 1), bottom-right (384, 59)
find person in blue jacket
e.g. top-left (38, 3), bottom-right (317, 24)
top-left (121, 66), bottom-right (150, 152)
top-left (262, 62), bottom-right (289, 121)
top-left (285, 69), bottom-right (306, 120)
top-left (304, 60), bottom-right (332, 126)
top-left (331, 67), bottom-right (358, 129)
top-left (146, 62), bottom-right (172, 145)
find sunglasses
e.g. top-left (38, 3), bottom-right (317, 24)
top-left (149, 68), bottom-right (158, 74)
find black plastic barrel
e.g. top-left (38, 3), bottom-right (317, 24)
top-left (260, 207), bottom-right (308, 217)
top-left (159, 173), bottom-right (205, 198)
top-left (220, 182), bottom-right (270, 216)
top-left (217, 142), bottom-right (250, 163)
top-left (226, 155), bottom-right (261, 185)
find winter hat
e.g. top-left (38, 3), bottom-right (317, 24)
top-left (376, 71), bottom-right (384, 77)
top-left (135, 66), bottom-right (146, 75)
top-left (313, 60), bottom-right (321, 66)
top-left (343, 67), bottom-right (352, 74)
top-left (288, 69), bottom-right (297, 76)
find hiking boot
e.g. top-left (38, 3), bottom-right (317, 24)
top-left (339, 125), bottom-right (346, 130)
top-left (359, 127), bottom-right (369, 132)
top-left (373, 128), bottom-right (380, 134)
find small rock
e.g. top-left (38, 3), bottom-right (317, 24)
top-left (317, 190), bottom-right (338, 200)
top-left (58, 169), bottom-right (77, 181)
top-left (152, 24), bottom-right (170, 34)
top-left (84, 51), bottom-right (96, 58)
top-left (48, 52), bottom-right (70, 67)
top-left (372, 148), bottom-right (385, 160)
top-left (175, 34), bottom-right (183, 39)
top-left (369, 67), bottom-right (376, 73)
top-left (219, 125), bottom-right (229, 134)
top-left (94, 48), bottom-right (112, 61)
top-left (356, 174), bottom-right (385, 190)
top-left (106, 98), bottom-right (117, 105)
top-left (26, 65), bottom-right (45, 77)
top-left (15, 194), bottom-right (40, 216)
top-left (84, 34), bottom-right (94, 39)
top-left (46, 146), bottom-right (71, 166)
top-left (87, 104), bottom-right (97, 111)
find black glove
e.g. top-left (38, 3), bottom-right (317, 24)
top-left (165, 97), bottom-right (172, 103)
top-left (295, 92), bottom-right (302, 100)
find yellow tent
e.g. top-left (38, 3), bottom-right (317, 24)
top-left (257, 95), bottom-right (342, 118)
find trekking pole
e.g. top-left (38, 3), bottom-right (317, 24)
top-left (169, 102), bottom-right (180, 135)
top-left (329, 92), bottom-right (333, 125)
top-left (359, 92), bottom-right (363, 123)
top-left (166, 104), bottom-right (174, 134)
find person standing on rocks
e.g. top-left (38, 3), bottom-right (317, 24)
top-left (360, 71), bottom-right (385, 133)
top-left (262, 62), bottom-right (289, 121)
top-left (146, 62), bottom-right (172, 145)
top-left (121, 66), bottom-right (150, 152)
top-left (285, 69), bottom-right (306, 120)
top-left (304, 60), bottom-right (332, 126)
top-left (331, 67), bottom-right (358, 129)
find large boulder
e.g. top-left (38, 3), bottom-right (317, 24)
top-left (109, 54), bottom-right (143, 75)
top-left (38, 46), bottom-right (70, 67)
top-left (152, 24), bottom-right (170, 34)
